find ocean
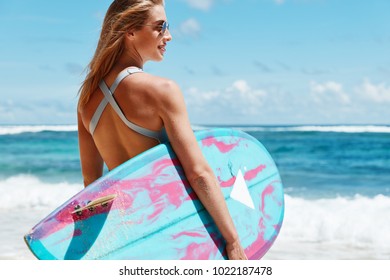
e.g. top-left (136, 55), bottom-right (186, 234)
top-left (0, 124), bottom-right (389, 260)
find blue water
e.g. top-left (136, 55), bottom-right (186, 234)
top-left (1, 124), bottom-right (389, 198)
top-left (246, 128), bottom-right (390, 198)
top-left (0, 130), bottom-right (81, 183)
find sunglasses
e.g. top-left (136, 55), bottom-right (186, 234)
top-left (143, 21), bottom-right (170, 35)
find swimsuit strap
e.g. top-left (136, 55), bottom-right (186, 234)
top-left (89, 67), bottom-right (163, 142)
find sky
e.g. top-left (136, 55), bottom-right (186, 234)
top-left (0, 0), bottom-right (389, 125)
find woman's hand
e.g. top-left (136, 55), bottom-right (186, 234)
top-left (226, 240), bottom-right (248, 260)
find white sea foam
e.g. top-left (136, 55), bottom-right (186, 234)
top-left (2, 124), bottom-right (389, 135)
top-left (273, 194), bottom-right (390, 259)
top-left (0, 175), bottom-right (83, 259)
top-left (228, 125), bottom-right (390, 133)
top-left (191, 125), bottom-right (211, 131)
top-left (0, 125), bottom-right (77, 135)
top-left (282, 125), bottom-right (390, 133)
top-left (1, 175), bottom-right (389, 259)
top-left (0, 124), bottom-right (205, 135)
top-left (0, 175), bottom-right (82, 210)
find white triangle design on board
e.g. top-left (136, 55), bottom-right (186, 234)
top-left (230, 169), bottom-right (255, 210)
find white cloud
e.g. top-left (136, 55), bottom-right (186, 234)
top-left (0, 84), bottom-right (79, 124)
top-left (0, 98), bottom-right (77, 125)
top-left (178, 18), bottom-right (201, 37)
top-left (182, 0), bottom-right (215, 11)
top-left (185, 80), bottom-right (267, 121)
top-left (310, 81), bottom-right (351, 105)
top-left (228, 80), bottom-right (267, 110)
top-left (358, 79), bottom-right (390, 103)
top-left (230, 80), bottom-right (251, 94)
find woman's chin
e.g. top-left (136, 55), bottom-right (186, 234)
top-left (153, 55), bottom-right (164, 62)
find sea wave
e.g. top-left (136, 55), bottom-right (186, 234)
top-left (282, 125), bottom-right (390, 133)
top-left (280, 194), bottom-right (390, 256)
top-left (0, 124), bottom-right (207, 135)
top-left (2, 124), bottom-right (389, 135)
top-left (1, 175), bottom-right (389, 256)
top-left (229, 125), bottom-right (390, 133)
top-left (0, 175), bottom-right (82, 210)
top-left (0, 125), bottom-right (78, 135)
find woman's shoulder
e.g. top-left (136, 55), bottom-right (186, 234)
top-left (121, 72), bottom-right (182, 100)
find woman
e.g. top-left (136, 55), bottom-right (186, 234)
top-left (77, 0), bottom-right (247, 260)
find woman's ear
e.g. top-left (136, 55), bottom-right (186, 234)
top-left (126, 30), bottom-right (135, 41)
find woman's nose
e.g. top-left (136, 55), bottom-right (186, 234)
top-left (164, 28), bottom-right (172, 42)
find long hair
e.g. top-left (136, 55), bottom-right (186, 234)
top-left (78, 0), bottom-right (164, 109)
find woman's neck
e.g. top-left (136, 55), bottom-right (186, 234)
top-left (116, 48), bottom-right (144, 70)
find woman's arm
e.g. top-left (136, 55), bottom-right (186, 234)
top-left (77, 110), bottom-right (104, 187)
top-left (157, 79), bottom-right (247, 260)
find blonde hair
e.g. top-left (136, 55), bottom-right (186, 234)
top-left (78, 0), bottom-right (164, 109)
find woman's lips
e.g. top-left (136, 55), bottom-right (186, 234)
top-left (158, 45), bottom-right (166, 53)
